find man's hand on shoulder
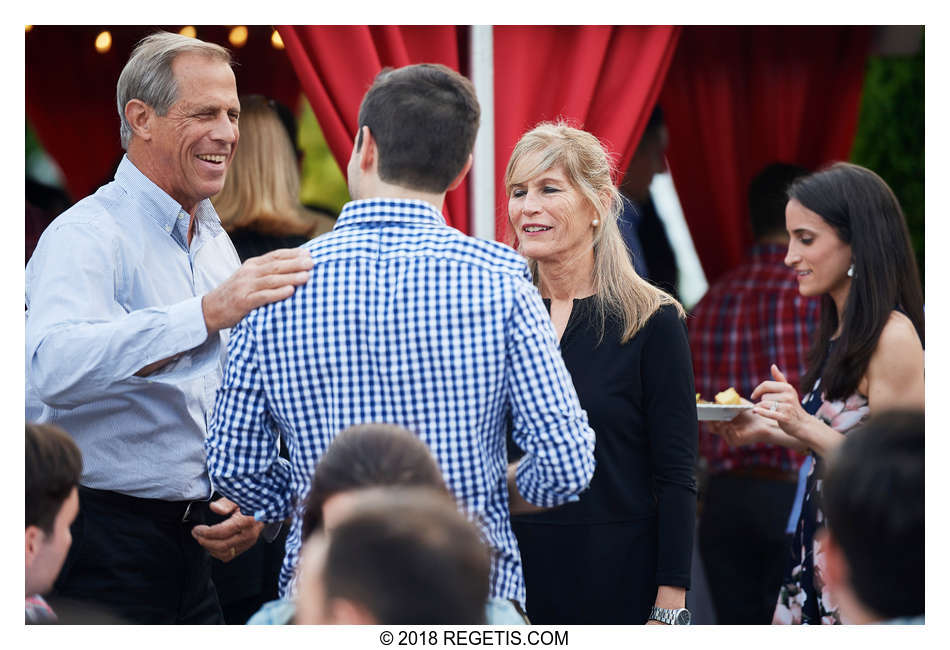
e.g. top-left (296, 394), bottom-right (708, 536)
top-left (190, 497), bottom-right (265, 562)
top-left (202, 248), bottom-right (314, 335)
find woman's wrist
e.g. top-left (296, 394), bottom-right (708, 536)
top-left (653, 585), bottom-right (686, 609)
top-left (804, 420), bottom-right (845, 458)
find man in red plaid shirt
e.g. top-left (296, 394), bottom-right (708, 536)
top-left (689, 163), bottom-right (819, 624)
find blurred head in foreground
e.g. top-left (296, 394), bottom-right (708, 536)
top-left (295, 487), bottom-right (490, 624)
top-left (26, 422), bottom-right (82, 599)
top-left (300, 422), bottom-right (450, 538)
top-left (820, 410), bottom-right (924, 623)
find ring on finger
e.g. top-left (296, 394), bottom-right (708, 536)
top-left (229, 546), bottom-right (236, 560)
top-left (769, 401), bottom-right (778, 413)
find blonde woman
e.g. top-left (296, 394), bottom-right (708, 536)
top-left (212, 95), bottom-right (334, 261)
top-left (505, 122), bottom-right (697, 625)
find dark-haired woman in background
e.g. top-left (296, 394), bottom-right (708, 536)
top-left (712, 162), bottom-right (924, 625)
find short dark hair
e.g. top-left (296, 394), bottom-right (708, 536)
top-left (26, 422), bottom-right (82, 534)
top-left (300, 423), bottom-right (449, 539)
top-left (791, 163), bottom-right (924, 401)
top-left (822, 410), bottom-right (924, 619)
top-left (747, 162), bottom-right (809, 240)
top-left (321, 487), bottom-right (490, 624)
top-left (357, 63), bottom-right (480, 193)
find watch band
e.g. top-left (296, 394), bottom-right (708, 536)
top-left (649, 606), bottom-right (691, 625)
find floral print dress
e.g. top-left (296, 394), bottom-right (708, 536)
top-left (772, 370), bottom-right (870, 625)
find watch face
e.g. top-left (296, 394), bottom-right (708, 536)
top-left (676, 610), bottom-right (691, 625)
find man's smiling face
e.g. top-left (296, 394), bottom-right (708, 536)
top-left (147, 52), bottom-right (240, 214)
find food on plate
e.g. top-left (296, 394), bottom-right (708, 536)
top-left (714, 387), bottom-right (742, 405)
top-left (697, 387), bottom-right (744, 405)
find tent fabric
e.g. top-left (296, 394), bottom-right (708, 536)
top-left (277, 25), bottom-right (471, 232)
top-left (660, 26), bottom-right (872, 285)
top-left (27, 25), bottom-right (873, 282)
top-left (492, 26), bottom-right (681, 243)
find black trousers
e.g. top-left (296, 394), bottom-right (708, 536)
top-left (698, 474), bottom-right (797, 624)
top-left (50, 486), bottom-right (224, 624)
top-left (211, 522), bottom-right (287, 624)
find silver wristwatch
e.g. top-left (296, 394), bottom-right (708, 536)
top-left (648, 606), bottom-right (691, 625)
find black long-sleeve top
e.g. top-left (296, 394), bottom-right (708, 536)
top-left (513, 298), bottom-right (697, 589)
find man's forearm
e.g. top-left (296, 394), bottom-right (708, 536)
top-left (29, 296), bottom-right (214, 409)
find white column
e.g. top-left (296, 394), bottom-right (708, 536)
top-left (469, 25), bottom-right (496, 240)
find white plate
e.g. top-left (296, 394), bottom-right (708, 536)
top-left (697, 404), bottom-right (753, 421)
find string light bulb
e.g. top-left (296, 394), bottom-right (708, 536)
top-left (179, 26), bottom-right (197, 38)
top-left (271, 29), bottom-right (284, 49)
top-left (95, 30), bottom-right (112, 54)
top-left (228, 26), bottom-right (248, 48)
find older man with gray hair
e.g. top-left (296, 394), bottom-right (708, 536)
top-left (25, 31), bottom-right (313, 623)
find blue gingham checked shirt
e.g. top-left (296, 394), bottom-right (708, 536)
top-left (206, 198), bottom-right (596, 605)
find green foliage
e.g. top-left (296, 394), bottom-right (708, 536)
top-left (850, 30), bottom-right (924, 288)
top-left (297, 99), bottom-right (351, 214)
top-left (26, 121), bottom-right (41, 158)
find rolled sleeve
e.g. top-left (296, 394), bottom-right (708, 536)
top-left (506, 281), bottom-right (596, 507)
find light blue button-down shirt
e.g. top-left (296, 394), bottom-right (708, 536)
top-left (26, 155), bottom-right (240, 501)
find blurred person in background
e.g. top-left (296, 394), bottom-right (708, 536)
top-left (618, 106), bottom-right (679, 300)
top-left (710, 163), bottom-right (924, 624)
top-left (819, 410), bottom-right (923, 625)
top-left (212, 94), bottom-right (335, 262)
top-left (691, 162), bottom-right (817, 624)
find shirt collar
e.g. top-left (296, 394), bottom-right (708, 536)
top-left (114, 155), bottom-right (224, 241)
top-left (334, 198), bottom-right (447, 230)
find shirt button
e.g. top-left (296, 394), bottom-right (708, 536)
top-left (165, 224), bottom-right (172, 232)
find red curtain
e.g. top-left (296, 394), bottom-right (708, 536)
top-left (660, 26), bottom-right (872, 285)
top-left (277, 26), bottom-right (470, 231)
top-left (493, 26), bottom-right (681, 242)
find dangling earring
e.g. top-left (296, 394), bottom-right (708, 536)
top-left (847, 263), bottom-right (856, 278)
top-left (591, 219), bottom-right (600, 227)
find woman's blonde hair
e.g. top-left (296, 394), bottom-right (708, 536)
top-left (504, 121), bottom-right (683, 343)
top-left (212, 95), bottom-right (325, 237)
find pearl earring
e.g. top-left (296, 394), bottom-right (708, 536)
top-left (847, 263), bottom-right (856, 278)
top-left (591, 219), bottom-right (600, 227)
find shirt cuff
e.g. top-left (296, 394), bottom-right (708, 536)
top-left (514, 457), bottom-right (582, 508)
top-left (167, 295), bottom-right (210, 351)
